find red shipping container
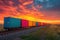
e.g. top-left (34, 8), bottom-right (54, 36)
top-left (22, 19), bottom-right (29, 28)
top-left (38, 22), bottom-right (41, 26)
top-left (40, 22), bottom-right (46, 26)
top-left (42, 23), bottom-right (46, 26)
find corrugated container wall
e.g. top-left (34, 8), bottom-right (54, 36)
top-left (32, 21), bottom-right (36, 27)
top-left (40, 22), bottom-right (44, 26)
top-left (36, 22), bottom-right (38, 26)
top-left (41, 23), bottom-right (46, 26)
top-left (4, 17), bottom-right (21, 29)
top-left (38, 22), bottom-right (41, 26)
top-left (22, 19), bottom-right (29, 28)
top-left (28, 21), bottom-right (33, 27)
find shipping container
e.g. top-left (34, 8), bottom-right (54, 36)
top-left (38, 22), bottom-right (41, 27)
top-left (32, 21), bottom-right (36, 27)
top-left (40, 22), bottom-right (46, 26)
top-left (40, 22), bottom-right (44, 26)
top-left (36, 22), bottom-right (38, 27)
top-left (22, 19), bottom-right (29, 28)
top-left (4, 17), bottom-right (21, 29)
top-left (28, 21), bottom-right (33, 27)
top-left (42, 22), bottom-right (46, 26)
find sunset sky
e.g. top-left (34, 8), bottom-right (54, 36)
top-left (0, 0), bottom-right (60, 24)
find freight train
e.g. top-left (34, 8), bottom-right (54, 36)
top-left (4, 17), bottom-right (46, 30)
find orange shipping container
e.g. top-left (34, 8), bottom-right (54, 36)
top-left (29, 21), bottom-right (33, 27)
top-left (32, 21), bottom-right (36, 27)
top-left (40, 22), bottom-right (45, 26)
top-left (40, 22), bottom-right (43, 26)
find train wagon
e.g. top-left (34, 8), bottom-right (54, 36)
top-left (4, 17), bottom-right (21, 29)
top-left (22, 19), bottom-right (29, 28)
top-left (32, 21), bottom-right (36, 27)
top-left (41, 22), bottom-right (46, 26)
top-left (36, 22), bottom-right (38, 27)
top-left (28, 21), bottom-right (33, 28)
top-left (38, 22), bottom-right (41, 27)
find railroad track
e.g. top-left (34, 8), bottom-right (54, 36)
top-left (0, 26), bottom-right (43, 40)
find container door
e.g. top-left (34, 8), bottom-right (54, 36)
top-left (36, 22), bottom-right (38, 27)
top-left (29, 21), bottom-right (33, 28)
top-left (22, 19), bottom-right (28, 28)
top-left (32, 21), bottom-right (36, 27)
top-left (38, 22), bottom-right (41, 27)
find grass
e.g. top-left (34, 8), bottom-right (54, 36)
top-left (0, 24), bottom-right (4, 31)
top-left (20, 24), bottom-right (60, 40)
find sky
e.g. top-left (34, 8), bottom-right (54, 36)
top-left (0, 0), bottom-right (60, 24)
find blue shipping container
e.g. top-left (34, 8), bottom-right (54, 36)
top-left (36, 22), bottom-right (38, 26)
top-left (4, 17), bottom-right (21, 29)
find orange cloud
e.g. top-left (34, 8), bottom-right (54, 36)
top-left (0, 0), bottom-right (60, 24)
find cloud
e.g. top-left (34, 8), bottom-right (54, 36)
top-left (0, 9), bottom-right (4, 13)
top-left (0, 0), bottom-right (60, 24)
top-left (0, 0), bottom-right (21, 7)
